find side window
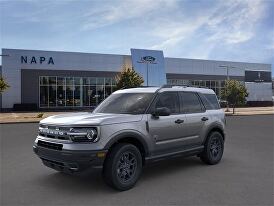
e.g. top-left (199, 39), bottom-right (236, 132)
top-left (154, 92), bottom-right (180, 114)
top-left (199, 93), bottom-right (220, 110)
top-left (180, 92), bottom-right (204, 113)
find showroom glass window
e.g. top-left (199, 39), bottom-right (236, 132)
top-left (167, 79), bottom-right (226, 98)
top-left (39, 76), bottom-right (117, 108)
top-left (39, 77), bottom-right (49, 107)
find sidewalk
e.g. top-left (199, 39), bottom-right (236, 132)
top-left (225, 106), bottom-right (274, 116)
top-left (0, 112), bottom-right (75, 124)
top-left (0, 107), bottom-right (273, 123)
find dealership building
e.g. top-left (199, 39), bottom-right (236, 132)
top-left (0, 48), bottom-right (272, 110)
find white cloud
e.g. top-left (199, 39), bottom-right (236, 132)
top-left (147, 0), bottom-right (268, 60)
top-left (149, 15), bottom-right (210, 50)
top-left (2, 0), bottom-right (272, 65)
top-left (81, 0), bottom-right (177, 30)
top-left (206, 0), bottom-right (266, 44)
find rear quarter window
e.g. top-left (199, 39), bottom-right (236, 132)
top-left (199, 93), bottom-right (220, 110)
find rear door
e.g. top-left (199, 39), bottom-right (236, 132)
top-left (179, 92), bottom-right (209, 145)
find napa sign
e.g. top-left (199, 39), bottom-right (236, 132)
top-left (21, 56), bottom-right (54, 65)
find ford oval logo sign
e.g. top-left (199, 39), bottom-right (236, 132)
top-left (141, 56), bottom-right (156, 63)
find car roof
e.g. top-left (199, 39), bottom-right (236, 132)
top-left (114, 87), bottom-right (159, 94)
top-left (113, 86), bottom-right (216, 95)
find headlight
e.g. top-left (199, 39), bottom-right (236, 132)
top-left (86, 129), bottom-right (99, 142)
top-left (69, 127), bottom-right (99, 143)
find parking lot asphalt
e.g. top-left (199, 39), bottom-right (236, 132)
top-left (1, 115), bottom-right (273, 206)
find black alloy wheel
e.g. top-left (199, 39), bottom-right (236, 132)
top-left (103, 143), bottom-right (142, 191)
top-left (116, 151), bottom-right (137, 183)
top-left (209, 136), bottom-right (222, 160)
top-left (200, 131), bottom-right (224, 165)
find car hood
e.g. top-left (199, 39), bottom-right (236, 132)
top-left (40, 112), bottom-right (143, 126)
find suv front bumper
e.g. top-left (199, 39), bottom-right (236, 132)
top-left (33, 141), bottom-right (108, 173)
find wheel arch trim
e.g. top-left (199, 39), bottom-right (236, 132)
top-left (104, 130), bottom-right (150, 157)
top-left (204, 123), bottom-right (225, 143)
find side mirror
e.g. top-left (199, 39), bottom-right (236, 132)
top-left (152, 107), bottom-right (171, 117)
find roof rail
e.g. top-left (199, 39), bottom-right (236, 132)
top-left (161, 84), bottom-right (189, 88)
top-left (120, 85), bottom-right (157, 89)
top-left (138, 86), bottom-right (158, 88)
top-left (159, 84), bottom-right (209, 89)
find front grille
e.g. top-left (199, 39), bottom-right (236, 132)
top-left (38, 125), bottom-right (71, 140)
top-left (38, 133), bottom-right (70, 140)
top-left (38, 125), bottom-right (98, 142)
top-left (37, 140), bottom-right (63, 150)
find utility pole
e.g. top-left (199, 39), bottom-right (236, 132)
top-left (146, 62), bottom-right (149, 86)
top-left (138, 56), bottom-right (156, 86)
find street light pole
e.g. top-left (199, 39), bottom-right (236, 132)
top-left (219, 65), bottom-right (237, 112)
top-left (146, 62), bottom-right (149, 86)
top-left (220, 65), bottom-right (237, 80)
top-left (138, 56), bottom-right (156, 86)
top-left (226, 66), bottom-right (229, 80)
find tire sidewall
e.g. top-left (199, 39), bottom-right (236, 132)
top-left (110, 144), bottom-right (142, 190)
top-left (205, 132), bottom-right (224, 164)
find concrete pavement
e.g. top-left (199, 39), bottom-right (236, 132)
top-left (1, 115), bottom-right (273, 206)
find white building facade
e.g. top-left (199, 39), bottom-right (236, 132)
top-left (0, 48), bottom-right (272, 110)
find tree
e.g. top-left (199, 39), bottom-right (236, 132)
top-left (0, 77), bottom-right (10, 93)
top-left (115, 67), bottom-right (144, 90)
top-left (221, 80), bottom-right (248, 114)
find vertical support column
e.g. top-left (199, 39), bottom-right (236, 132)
top-left (80, 77), bottom-right (83, 107)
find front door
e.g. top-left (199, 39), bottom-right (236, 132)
top-left (148, 91), bottom-right (187, 155)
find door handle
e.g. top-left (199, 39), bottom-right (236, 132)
top-left (175, 119), bottom-right (184, 124)
top-left (201, 117), bottom-right (209, 121)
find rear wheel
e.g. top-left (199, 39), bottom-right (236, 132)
top-left (103, 143), bottom-right (142, 191)
top-left (200, 131), bottom-right (224, 165)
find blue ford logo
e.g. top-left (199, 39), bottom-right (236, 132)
top-left (141, 56), bottom-right (156, 63)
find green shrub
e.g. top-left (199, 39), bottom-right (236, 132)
top-left (36, 113), bottom-right (44, 118)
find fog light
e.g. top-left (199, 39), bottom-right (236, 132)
top-left (97, 152), bottom-right (106, 158)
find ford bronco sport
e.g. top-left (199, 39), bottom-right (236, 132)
top-left (33, 85), bottom-right (225, 191)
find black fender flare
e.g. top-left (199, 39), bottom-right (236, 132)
top-left (203, 123), bottom-right (225, 143)
top-left (104, 130), bottom-right (150, 157)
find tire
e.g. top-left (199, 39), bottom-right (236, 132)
top-left (200, 131), bottom-right (224, 165)
top-left (103, 143), bottom-right (142, 191)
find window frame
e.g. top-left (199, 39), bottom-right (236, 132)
top-left (179, 91), bottom-right (206, 114)
top-left (93, 92), bottom-right (154, 115)
top-left (147, 91), bottom-right (181, 115)
top-left (199, 93), bottom-right (220, 110)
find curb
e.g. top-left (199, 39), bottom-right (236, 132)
top-left (0, 121), bottom-right (40, 124)
top-left (225, 113), bottom-right (274, 116)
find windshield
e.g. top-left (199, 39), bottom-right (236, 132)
top-left (93, 93), bottom-right (154, 114)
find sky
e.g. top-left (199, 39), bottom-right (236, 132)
top-left (1, 0), bottom-right (274, 75)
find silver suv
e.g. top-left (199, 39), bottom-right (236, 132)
top-left (33, 85), bottom-right (225, 190)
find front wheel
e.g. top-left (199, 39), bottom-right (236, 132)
top-left (200, 131), bottom-right (224, 165)
top-left (103, 143), bottom-right (142, 191)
